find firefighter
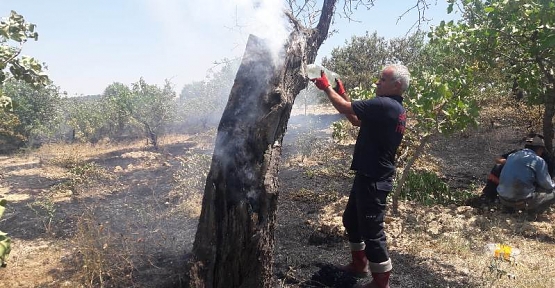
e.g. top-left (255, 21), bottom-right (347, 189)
top-left (497, 135), bottom-right (555, 214)
top-left (311, 64), bottom-right (409, 288)
top-left (480, 133), bottom-right (554, 204)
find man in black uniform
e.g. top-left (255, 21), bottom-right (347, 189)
top-left (311, 64), bottom-right (410, 288)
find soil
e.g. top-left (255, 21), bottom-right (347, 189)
top-left (0, 103), bottom-right (554, 288)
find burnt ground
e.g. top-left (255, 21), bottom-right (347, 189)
top-left (274, 115), bottom-right (480, 287)
top-left (274, 105), bottom-right (555, 287)
top-left (0, 103), bottom-right (554, 287)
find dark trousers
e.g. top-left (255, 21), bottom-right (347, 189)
top-left (500, 191), bottom-right (555, 214)
top-left (342, 173), bottom-right (389, 263)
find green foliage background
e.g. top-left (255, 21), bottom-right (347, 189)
top-left (0, 199), bottom-right (10, 267)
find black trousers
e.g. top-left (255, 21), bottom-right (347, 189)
top-left (342, 173), bottom-right (389, 263)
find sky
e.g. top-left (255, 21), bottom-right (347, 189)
top-left (0, 0), bottom-right (459, 97)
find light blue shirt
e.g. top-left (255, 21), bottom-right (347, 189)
top-left (497, 148), bottom-right (555, 200)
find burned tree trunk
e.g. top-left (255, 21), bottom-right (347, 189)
top-left (183, 1), bottom-right (336, 287)
top-left (185, 35), bottom-right (286, 288)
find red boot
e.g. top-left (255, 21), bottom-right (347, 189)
top-left (340, 243), bottom-right (370, 278)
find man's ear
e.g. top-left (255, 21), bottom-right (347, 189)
top-left (394, 80), bottom-right (402, 92)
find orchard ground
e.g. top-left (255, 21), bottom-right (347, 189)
top-left (0, 99), bottom-right (554, 288)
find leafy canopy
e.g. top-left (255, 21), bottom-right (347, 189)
top-left (439, 0), bottom-right (555, 105)
top-left (1, 11), bottom-right (49, 111)
top-left (324, 29), bottom-right (480, 136)
top-left (322, 32), bottom-right (426, 91)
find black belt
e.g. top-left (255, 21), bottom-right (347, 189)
top-left (356, 172), bottom-right (375, 179)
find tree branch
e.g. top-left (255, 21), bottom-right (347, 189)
top-left (537, 56), bottom-right (555, 86)
top-left (285, 9), bottom-right (305, 32)
top-left (396, 0), bottom-right (432, 34)
top-left (0, 44), bottom-right (23, 68)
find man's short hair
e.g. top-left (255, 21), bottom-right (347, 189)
top-left (385, 64), bottom-right (410, 92)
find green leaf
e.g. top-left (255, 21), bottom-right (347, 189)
top-left (0, 235), bottom-right (10, 267)
top-left (484, 6), bottom-right (495, 13)
top-left (539, 35), bottom-right (555, 49)
top-left (0, 199), bottom-right (6, 218)
top-left (0, 199), bottom-right (10, 267)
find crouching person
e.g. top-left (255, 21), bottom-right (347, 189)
top-left (497, 136), bottom-right (555, 215)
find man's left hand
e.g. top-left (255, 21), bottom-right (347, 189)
top-left (334, 78), bottom-right (346, 96)
top-left (311, 71), bottom-right (330, 90)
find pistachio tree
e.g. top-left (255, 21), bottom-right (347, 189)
top-left (0, 12), bottom-right (49, 265)
top-left (323, 29), bottom-right (481, 213)
top-left (392, 0), bottom-right (555, 211)
top-left (0, 11), bottom-right (49, 111)
top-left (437, 0), bottom-right (555, 149)
top-left (390, 39), bottom-right (481, 212)
top-left (64, 96), bottom-right (108, 143)
top-left (179, 59), bottom-right (239, 131)
top-left (2, 80), bottom-right (62, 146)
top-left (185, 0), bottom-right (439, 286)
top-left (128, 78), bottom-right (177, 148)
top-left (101, 82), bottom-right (136, 140)
top-left (65, 80), bottom-right (178, 145)
top-left (323, 31), bottom-right (427, 90)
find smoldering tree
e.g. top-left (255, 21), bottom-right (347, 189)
top-left (183, 0), bottom-right (432, 287)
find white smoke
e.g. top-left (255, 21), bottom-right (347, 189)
top-left (142, 0), bottom-right (289, 85)
top-left (232, 0), bottom-right (290, 59)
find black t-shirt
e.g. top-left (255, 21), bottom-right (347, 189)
top-left (351, 95), bottom-right (406, 183)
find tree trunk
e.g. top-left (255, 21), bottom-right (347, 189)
top-left (391, 134), bottom-right (432, 215)
top-left (542, 89), bottom-right (554, 153)
top-left (183, 1), bottom-right (336, 287)
top-left (143, 123), bottom-right (158, 149)
top-left (537, 58), bottom-right (555, 153)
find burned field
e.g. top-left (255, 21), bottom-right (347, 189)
top-left (0, 104), bottom-right (554, 288)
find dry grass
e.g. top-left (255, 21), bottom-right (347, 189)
top-left (73, 206), bottom-right (135, 287)
top-left (0, 133), bottom-right (212, 287)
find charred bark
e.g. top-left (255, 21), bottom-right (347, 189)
top-left (183, 1), bottom-right (337, 287)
